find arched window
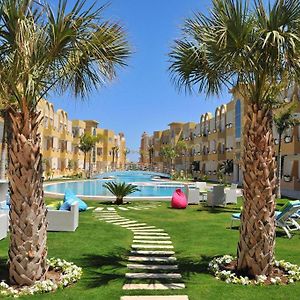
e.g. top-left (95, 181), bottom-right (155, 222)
top-left (235, 99), bottom-right (241, 138)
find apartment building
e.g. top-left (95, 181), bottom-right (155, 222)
top-left (140, 89), bottom-right (300, 198)
top-left (0, 99), bottom-right (127, 178)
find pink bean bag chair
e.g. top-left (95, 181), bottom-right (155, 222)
top-left (171, 189), bottom-right (188, 209)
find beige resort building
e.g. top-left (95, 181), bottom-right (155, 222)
top-left (0, 99), bottom-right (127, 178)
top-left (140, 88), bottom-right (300, 198)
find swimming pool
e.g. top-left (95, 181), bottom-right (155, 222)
top-left (44, 171), bottom-right (193, 200)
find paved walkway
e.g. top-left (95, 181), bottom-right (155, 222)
top-left (93, 209), bottom-right (189, 300)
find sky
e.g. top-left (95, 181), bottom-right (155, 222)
top-left (47, 0), bottom-right (234, 162)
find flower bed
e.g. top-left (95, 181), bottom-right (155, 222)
top-left (0, 258), bottom-right (82, 297)
top-left (208, 255), bottom-right (300, 285)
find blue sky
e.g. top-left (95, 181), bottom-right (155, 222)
top-left (48, 0), bottom-right (234, 162)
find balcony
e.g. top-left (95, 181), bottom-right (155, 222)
top-left (218, 152), bottom-right (226, 160)
top-left (276, 136), bottom-right (300, 155)
top-left (208, 151), bottom-right (218, 161)
top-left (217, 130), bottom-right (226, 139)
top-left (43, 126), bottom-right (59, 137)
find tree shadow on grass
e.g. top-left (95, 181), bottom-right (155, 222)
top-left (177, 254), bottom-right (214, 279)
top-left (76, 248), bottom-right (128, 289)
top-left (197, 206), bottom-right (241, 214)
top-left (0, 257), bottom-right (8, 282)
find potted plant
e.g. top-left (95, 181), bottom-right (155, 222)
top-left (283, 175), bottom-right (291, 182)
top-left (103, 182), bottom-right (140, 205)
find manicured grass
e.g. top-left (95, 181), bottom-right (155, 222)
top-left (0, 198), bottom-right (299, 299)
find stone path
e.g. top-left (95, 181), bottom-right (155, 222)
top-left (94, 204), bottom-right (160, 212)
top-left (93, 209), bottom-right (188, 300)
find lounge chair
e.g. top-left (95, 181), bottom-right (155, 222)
top-left (207, 185), bottom-right (225, 207)
top-left (47, 202), bottom-right (79, 232)
top-left (195, 182), bottom-right (207, 201)
top-left (0, 213), bottom-right (8, 240)
top-left (186, 187), bottom-right (200, 205)
top-left (225, 189), bottom-right (238, 205)
top-left (231, 201), bottom-right (300, 238)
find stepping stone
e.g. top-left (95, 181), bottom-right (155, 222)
top-left (130, 207), bottom-right (142, 210)
top-left (107, 207), bottom-right (116, 211)
top-left (128, 256), bottom-right (177, 263)
top-left (121, 296), bottom-right (188, 300)
top-left (105, 219), bottom-right (130, 223)
top-left (99, 210), bottom-right (117, 213)
top-left (125, 273), bottom-right (182, 279)
top-left (132, 229), bottom-right (164, 232)
top-left (134, 236), bottom-right (171, 240)
top-left (122, 283), bottom-right (185, 290)
top-left (118, 207), bottom-right (129, 211)
top-left (129, 226), bottom-right (157, 231)
top-left (130, 250), bottom-right (175, 255)
top-left (134, 232), bottom-right (169, 236)
top-left (127, 263), bottom-right (178, 270)
top-left (132, 244), bottom-right (174, 249)
top-left (94, 207), bottom-right (104, 211)
top-left (113, 221), bottom-right (138, 225)
top-left (121, 223), bottom-right (147, 228)
top-left (133, 240), bottom-right (172, 244)
top-left (87, 206), bottom-right (95, 210)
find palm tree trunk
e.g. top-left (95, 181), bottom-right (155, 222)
top-left (277, 133), bottom-right (282, 199)
top-left (83, 152), bottom-right (86, 172)
top-left (88, 151), bottom-right (92, 179)
top-left (7, 108), bottom-right (48, 285)
top-left (237, 104), bottom-right (276, 277)
top-left (0, 114), bottom-right (7, 179)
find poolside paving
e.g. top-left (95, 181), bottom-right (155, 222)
top-left (92, 209), bottom-right (187, 299)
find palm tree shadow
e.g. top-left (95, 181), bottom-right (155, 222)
top-left (197, 206), bottom-right (241, 214)
top-left (177, 254), bottom-right (214, 279)
top-left (0, 257), bottom-right (8, 282)
top-left (76, 248), bottom-right (128, 288)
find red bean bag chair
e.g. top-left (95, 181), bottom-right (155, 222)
top-left (171, 188), bottom-right (188, 209)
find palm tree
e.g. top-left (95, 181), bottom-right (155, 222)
top-left (0, 0), bottom-right (130, 286)
top-left (79, 133), bottom-right (102, 178)
top-left (274, 102), bottom-right (299, 198)
top-left (103, 181), bottom-right (140, 205)
top-left (175, 140), bottom-right (189, 178)
top-left (160, 145), bottom-right (177, 173)
top-left (111, 146), bottom-right (119, 170)
top-left (169, 0), bottom-right (300, 277)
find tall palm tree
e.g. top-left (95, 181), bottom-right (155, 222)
top-left (169, 0), bottom-right (300, 277)
top-left (274, 102), bottom-right (299, 198)
top-left (175, 140), bottom-right (189, 178)
top-left (111, 146), bottom-right (119, 170)
top-left (79, 133), bottom-right (102, 178)
top-left (160, 145), bottom-right (177, 173)
top-left (0, 0), bottom-right (130, 286)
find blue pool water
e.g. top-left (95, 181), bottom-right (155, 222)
top-left (44, 171), bottom-right (188, 197)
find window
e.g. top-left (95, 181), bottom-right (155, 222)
top-left (235, 99), bottom-right (241, 139)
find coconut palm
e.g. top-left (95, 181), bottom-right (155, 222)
top-left (103, 181), bottom-right (140, 205)
top-left (169, 0), bottom-right (300, 277)
top-left (0, 0), bottom-right (130, 286)
top-left (274, 102), bottom-right (299, 198)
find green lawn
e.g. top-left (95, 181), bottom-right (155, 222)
top-left (0, 199), bottom-right (299, 300)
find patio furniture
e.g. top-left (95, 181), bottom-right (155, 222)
top-left (231, 201), bottom-right (300, 238)
top-left (225, 189), bottom-right (238, 205)
top-left (195, 182), bottom-right (207, 201)
top-left (0, 180), bottom-right (8, 203)
top-left (47, 201), bottom-right (79, 232)
top-left (0, 213), bottom-right (8, 240)
top-left (171, 189), bottom-right (187, 209)
top-left (206, 185), bottom-right (225, 207)
top-left (187, 187), bottom-right (200, 205)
